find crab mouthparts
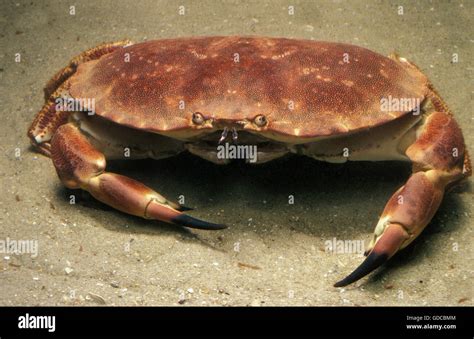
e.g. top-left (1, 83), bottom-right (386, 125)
top-left (218, 127), bottom-right (239, 144)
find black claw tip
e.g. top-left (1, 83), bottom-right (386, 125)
top-left (176, 205), bottom-right (194, 212)
top-left (333, 250), bottom-right (389, 287)
top-left (172, 214), bottom-right (227, 230)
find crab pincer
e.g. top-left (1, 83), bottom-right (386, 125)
top-left (335, 111), bottom-right (469, 286)
top-left (334, 223), bottom-right (409, 287)
top-left (49, 123), bottom-right (225, 231)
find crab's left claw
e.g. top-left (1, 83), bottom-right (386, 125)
top-left (334, 223), bottom-right (409, 287)
top-left (334, 169), bottom-right (455, 287)
top-left (335, 108), bottom-right (471, 287)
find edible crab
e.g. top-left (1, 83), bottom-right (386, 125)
top-left (28, 36), bottom-right (471, 287)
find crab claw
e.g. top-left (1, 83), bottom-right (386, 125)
top-left (146, 200), bottom-right (224, 230)
top-left (176, 205), bottom-right (194, 212)
top-left (172, 214), bottom-right (227, 230)
top-left (334, 223), bottom-right (409, 287)
top-left (333, 168), bottom-right (453, 287)
top-left (144, 198), bottom-right (226, 230)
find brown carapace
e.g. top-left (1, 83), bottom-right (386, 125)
top-left (28, 36), bottom-right (471, 287)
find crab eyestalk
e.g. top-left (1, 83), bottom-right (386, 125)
top-left (218, 127), bottom-right (229, 144)
top-left (231, 127), bottom-right (239, 143)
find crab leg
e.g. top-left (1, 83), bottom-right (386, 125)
top-left (50, 123), bottom-right (225, 230)
top-left (335, 105), bottom-right (471, 287)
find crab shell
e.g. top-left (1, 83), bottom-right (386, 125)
top-left (68, 36), bottom-right (427, 141)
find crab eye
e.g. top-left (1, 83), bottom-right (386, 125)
top-left (254, 114), bottom-right (267, 127)
top-left (192, 112), bottom-right (205, 125)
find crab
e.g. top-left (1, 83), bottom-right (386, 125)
top-left (28, 36), bottom-right (471, 287)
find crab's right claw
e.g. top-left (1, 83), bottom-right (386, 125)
top-left (50, 123), bottom-right (226, 232)
top-left (143, 196), bottom-right (226, 230)
top-left (91, 179), bottom-right (227, 231)
top-left (334, 223), bottom-right (409, 287)
top-left (143, 196), bottom-right (225, 230)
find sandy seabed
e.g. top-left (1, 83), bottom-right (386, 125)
top-left (0, 0), bottom-right (472, 306)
